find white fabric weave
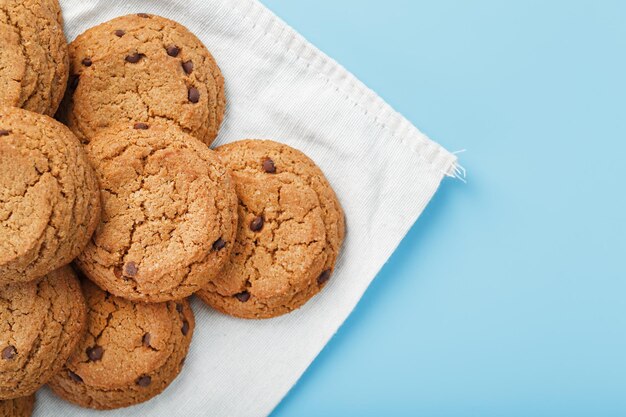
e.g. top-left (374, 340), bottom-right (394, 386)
top-left (40, 1), bottom-right (458, 415)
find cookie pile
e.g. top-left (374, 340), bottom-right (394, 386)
top-left (1, 5), bottom-right (345, 415)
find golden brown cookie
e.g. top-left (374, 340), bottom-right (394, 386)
top-left (57, 13), bottom-right (225, 145)
top-left (0, 394), bottom-right (35, 417)
top-left (0, 0), bottom-right (68, 116)
top-left (48, 280), bottom-right (194, 410)
top-left (196, 140), bottom-right (345, 318)
top-left (75, 122), bottom-right (237, 302)
top-left (0, 107), bottom-right (101, 285)
top-left (0, 266), bottom-right (86, 399)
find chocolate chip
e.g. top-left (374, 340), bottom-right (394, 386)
top-left (125, 53), bottom-right (144, 63)
top-left (212, 238), bottom-right (226, 251)
top-left (166, 45), bottom-right (180, 57)
top-left (2, 346), bottom-right (16, 360)
top-left (0, 130), bottom-right (11, 136)
top-left (182, 60), bottom-right (193, 75)
top-left (68, 370), bottom-right (83, 383)
top-left (142, 333), bottom-right (151, 347)
top-left (113, 266), bottom-right (123, 278)
top-left (317, 269), bottom-right (332, 286)
top-left (69, 74), bottom-right (79, 90)
top-left (134, 122), bottom-right (149, 130)
top-left (176, 303), bottom-right (183, 313)
top-left (137, 375), bottom-right (152, 387)
top-left (114, 29), bottom-right (125, 37)
top-left (124, 262), bottom-right (138, 277)
top-left (86, 345), bottom-right (103, 362)
top-left (234, 291), bottom-right (251, 302)
top-left (250, 216), bottom-right (264, 232)
top-left (137, 13), bottom-right (150, 18)
top-left (82, 57), bottom-right (92, 67)
top-left (262, 158), bottom-right (276, 173)
top-left (180, 357), bottom-right (186, 367)
top-left (181, 320), bottom-right (189, 336)
top-left (188, 87), bottom-right (200, 103)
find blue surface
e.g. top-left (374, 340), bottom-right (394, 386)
top-left (263, 1), bottom-right (626, 416)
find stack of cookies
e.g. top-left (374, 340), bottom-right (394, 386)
top-left (1, 5), bottom-right (344, 416)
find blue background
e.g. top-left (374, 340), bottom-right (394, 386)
top-left (263, 1), bottom-right (626, 416)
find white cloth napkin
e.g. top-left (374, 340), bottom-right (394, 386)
top-left (40, 0), bottom-right (459, 416)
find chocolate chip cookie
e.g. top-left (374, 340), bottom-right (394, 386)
top-left (48, 280), bottom-right (194, 410)
top-left (75, 122), bottom-right (237, 302)
top-left (0, 266), bottom-right (86, 399)
top-left (0, 106), bottom-right (101, 285)
top-left (0, 0), bottom-right (68, 116)
top-left (196, 140), bottom-right (345, 318)
top-left (57, 13), bottom-right (225, 145)
top-left (0, 395), bottom-right (35, 417)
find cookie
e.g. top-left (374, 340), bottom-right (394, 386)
top-left (0, 266), bottom-right (86, 399)
top-left (48, 280), bottom-right (194, 410)
top-left (196, 140), bottom-right (345, 318)
top-left (0, 0), bottom-right (68, 116)
top-left (75, 122), bottom-right (237, 302)
top-left (0, 106), bottom-right (101, 285)
top-left (0, 395), bottom-right (35, 417)
top-left (57, 13), bottom-right (225, 145)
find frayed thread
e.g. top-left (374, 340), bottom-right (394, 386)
top-left (446, 149), bottom-right (467, 183)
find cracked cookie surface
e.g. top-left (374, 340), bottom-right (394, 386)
top-left (48, 280), bottom-right (194, 410)
top-left (75, 122), bottom-right (237, 302)
top-left (196, 140), bottom-right (345, 319)
top-left (0, 106), bottom-right (101, 285)
top-left (57, 13), bottom-right (225, 145)
top-left (0, 394), bottom-right (35, 417)
top-left (0, 266), bottom-right (86, 399)
top-left (0, 0), bottom-right (68, 116)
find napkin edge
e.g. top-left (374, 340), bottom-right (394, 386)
top-left (227, 0), bottom-right (463, 181)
